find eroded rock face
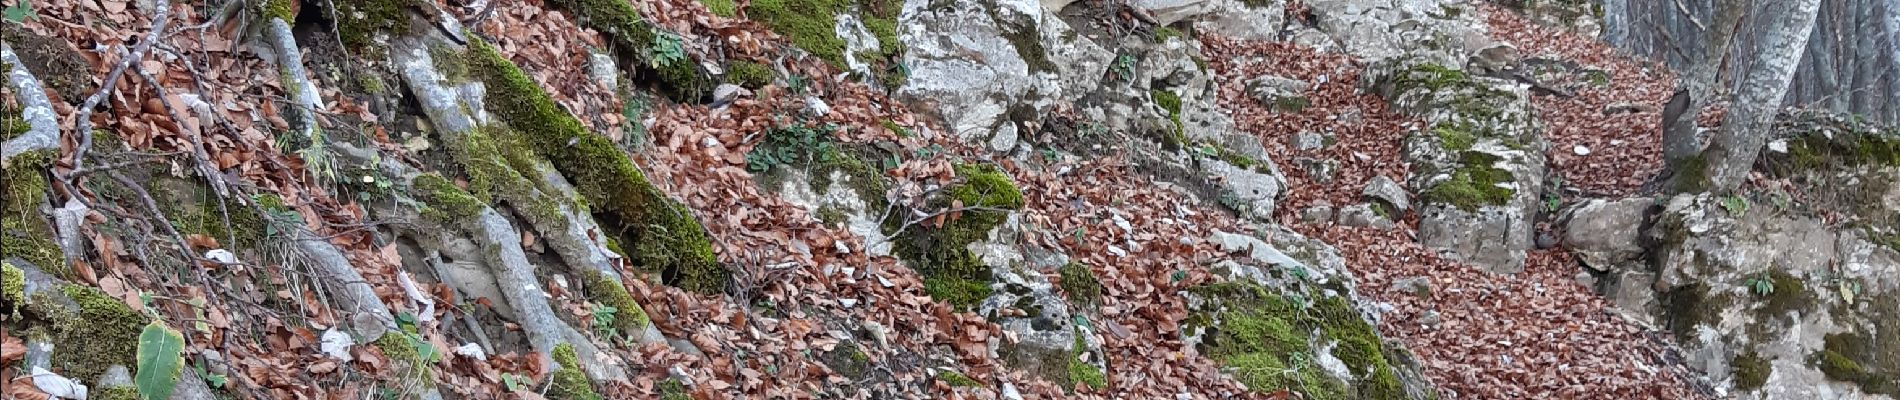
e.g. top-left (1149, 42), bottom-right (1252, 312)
top-left (898, 0), bottom-right (1110, 144)
top-left (1305, 0), bottom-right (1492, 63)
top-left (1641, 193), bottom-right (1900, 400)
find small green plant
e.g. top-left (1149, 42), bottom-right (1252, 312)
top-left (746, 125), bottom-right (839, 173)
top-left (1721, 195), bottom-right (1750, 216)
top-left (645, 30), bottom-right (688, 68)
top-left (3, 0), bottom-right (35, 23)
top-left (591, 304), bottom-right (620, 339)
top-left (1746, 274), bottom-right (1776, 297)
top-left (502, 373), bottom-right (530, 392)
top-left (1112, 54), bottom-right (1137, 82)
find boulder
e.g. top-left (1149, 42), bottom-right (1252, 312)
top-left (1559, 198), bottom-right (1652, 271)
top-left (1363, 175), bottom-right (1411, 213)
top-left (1338, 204), bottom-right (1397, 230)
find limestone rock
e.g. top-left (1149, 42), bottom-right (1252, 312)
top-left (1338, 204), bottom-right (1397, 230)
top-left (1363, 175), bottom-right (1411, 213)
top-left (1559, 198), bottom-right (1652, 271)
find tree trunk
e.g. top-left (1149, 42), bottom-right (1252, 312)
top-left (1697, 0), bottom-right (1824, 192)
top-left (1659, 0), bottom-right (1745, 192)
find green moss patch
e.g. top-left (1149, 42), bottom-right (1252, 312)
top-left (887, 164), bottom-right (1024, 309)
top-left (2, 150), bottom-right (64, 277)
top-left (579, 270), bottom-right (651, 335)
top-left (332, 0), bottom-right (416, 51)
top-left (1420, 151), bottom-right (1515, 211)
top-left (748, 0), bottom-right (907, 86)
top-left (1058, 262), bottom-right (1102, 310)
top-left (658, 378), bottom-right (690, 400)
top-left (548, 344), bottom-right (602, 400)
top-left (466, 38), bottom-right (725, 294)
top-left (1066, 333), bottom-right (1106, 390)
top-left (542, 0), bottom-right (707, 99)
top-left (34, 285), bottom-right (151, 382)
top-left (1661, 283), bottom-right (1729, 345)
top-left (1188, 282), bottom-right (1404, 399)
top-left (726, 60), bottom-right (774, 89)
top-left (1731, 349), bottom-right (1770, 391)
top-left (936, 370), bottom-right (983, 388)
top-left (820, 340), bottom-right (872, 380)
top-left (1811, 295), bottom-right (1900, 395)
top-left (1152, 90), bottom-right (1187, 148)
top-left (1753, 269), bottom-right (1813, 320)
top-left (699, 0), bottom-right (737, 17)
top-left (2, 262), bottom-right (22, 313)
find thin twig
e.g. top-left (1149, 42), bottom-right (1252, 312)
top-left (71, 0), bottom-right (174, 177)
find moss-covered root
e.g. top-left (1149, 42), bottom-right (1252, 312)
top-left (464, 38), bottom-right (727, 294)
top-left (260, 17), bottom-right (323, 139)
top-left (548, 344), bottom-right (604, 400)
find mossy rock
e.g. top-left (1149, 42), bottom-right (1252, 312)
top-left (541, 0), bottom-right (710, 100)
top-left (4, 27), bottom-right (92, 103)
top-left (1058, 262), bottom-right (1102, 310)
top-left (725, 60), bottom-right (774, 89)
top-left (748, 0), bottom-right (907, 86)
top-left (464, 38), bottom-right (726, 294)
top-left (1731, 349), bottom-right (1770, 391)
top-left (1811, 295), bottom-right (1900, 395)
top-left (2, 150), bottom-right (64, 277)
top-left (1151, 90), bottom-right (1187, 148)
top-left (1188, 282), bottom-right (1407, 399)
top-left (887, 164), bottom-right (1024, 309)
top-left (820, 340), bottom-right (872, 380)
top-left (1420, 151), bottom-right (1515, 211)
top-left (25, 285), bottom-right (151, 382)
top-left (579, 269), bottom-right (652, 335)
top-left (1660, 282), bottom-right (1729, 345)
top-left (1, 262), bottom-right (22, 313)
top-left (329, 0), bottom-right (417, 51)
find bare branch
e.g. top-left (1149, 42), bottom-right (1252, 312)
top-left (72, 0), bottom-right (174, 176)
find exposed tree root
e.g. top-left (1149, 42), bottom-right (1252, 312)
top-left (0, 43), bottom-right (59, 163)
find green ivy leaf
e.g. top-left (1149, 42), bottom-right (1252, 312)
top-left (3, 0), bottom-right (34, 23)
top-left (136, 321), bottom-right (186, 400)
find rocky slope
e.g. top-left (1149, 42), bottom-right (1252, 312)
top-left (2, 0), bottom-right (1889, 399)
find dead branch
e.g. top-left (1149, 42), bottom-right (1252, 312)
top-left (72, 0), bottom-right (173, 176)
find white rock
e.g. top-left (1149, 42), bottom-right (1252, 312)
top-left (1573, 145), bottom-right (1591, 155)
top-left (839, 298), bottom-right (859, 308)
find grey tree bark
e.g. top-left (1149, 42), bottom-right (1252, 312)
top-left (1659, 0), bottom-right (1744, 191)
top-left (1698, 0), bottom-right (1824, 191)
